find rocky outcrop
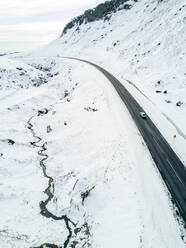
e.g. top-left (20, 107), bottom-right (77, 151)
top-left (61, 0), bottom-right (138, 36)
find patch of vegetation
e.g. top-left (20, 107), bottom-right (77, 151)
top-left (81, 186), bottom-right (95, 205)
top-left (0, 229), bottom-right (29, 241)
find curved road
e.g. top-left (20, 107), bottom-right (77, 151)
top-left (65, 57), bottom-right (186, 225)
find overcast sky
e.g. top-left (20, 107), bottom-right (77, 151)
top-left (0, 0), bottom-right (105, 42)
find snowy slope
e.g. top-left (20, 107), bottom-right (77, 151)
top-left (1, 0), bottom-right (186, 247)
top-left (0, 55), bottom-right (185, 247)
top-left (27, 0), bottom-right (186, 162)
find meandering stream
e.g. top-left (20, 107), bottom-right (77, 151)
top-left (27, 115), bottom-right (74, 248)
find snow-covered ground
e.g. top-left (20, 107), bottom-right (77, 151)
top-left (26, 0), bottom-right (186, 162)
top-left (1, 0), bottom-right (186, 247)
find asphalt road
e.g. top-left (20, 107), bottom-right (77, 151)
top-left (65, 57), bottom-right (186, 225)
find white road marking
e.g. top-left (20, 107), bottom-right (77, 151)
top-left (166, 158), bottom-right (186, 189)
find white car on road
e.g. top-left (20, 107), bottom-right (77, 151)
top-left (139, 111), bottom-right (147, 119)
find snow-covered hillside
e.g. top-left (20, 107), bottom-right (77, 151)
top-left (29, 0), bottom-right (186, 161)
top-left (1, 0), bottom-right (186, 247)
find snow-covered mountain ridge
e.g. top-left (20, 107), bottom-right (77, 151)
top-left (0, 0), bottom-right (186, 247)
top-left (61, 0), bottom-right (137, 35)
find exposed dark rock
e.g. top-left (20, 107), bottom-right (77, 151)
top-left (176, 101), bottom-right (183, 107)
top-left (64, 90), bottom-right (69, 98)
top-left (54, 72), bottom-right (59, 76)
top-left (47, 125), bottom-right (52, 133)
top-left (8, 139), bottom-right (15, 145)
top-left (20, 72), bottom-right (25, 76)
top-left (84, 107), bottom-right (98, 112)
top-left (35, 243), bottom-right (58, 248)
top-left (0, 53), bottom-right (7, 56)
top-left (122, 4), bottom-right (133, 9)
top-left (61, 0), bottom-right (137, 36)
top-left (38, 108), bottom-right (48, 116)
top-left (29, 62), bottom-right (56, 73)
top-left (46, 73), bottom-right (53, 78)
